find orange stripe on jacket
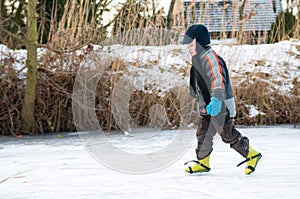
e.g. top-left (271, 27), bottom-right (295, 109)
top-left (212, 51), bottom-right (225, 90)
top-left (204, 51), bottom-right (225, 90)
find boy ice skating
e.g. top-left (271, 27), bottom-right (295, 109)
top-left (182, 24), bottom-right (262, 175)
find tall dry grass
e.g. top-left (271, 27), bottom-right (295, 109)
top-left (47, 0), bottom-right (110, 51)
top-left (1, 46), bottom-right (299, 136)
top-left (0, 0), bottom-right (300, 136)
top-left (43, 0), bottom-right (300, 48)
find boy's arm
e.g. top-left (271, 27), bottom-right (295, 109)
top-left (203, 52), bottom-right (225, 101)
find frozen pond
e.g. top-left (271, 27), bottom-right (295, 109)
top-left (1, 126), bottom-right (300, 199)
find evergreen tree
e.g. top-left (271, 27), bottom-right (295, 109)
top-left (267, 11), bottom-right (296, 43)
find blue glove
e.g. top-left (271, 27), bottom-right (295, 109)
top-left (206, 97), bottom-right (222, 117)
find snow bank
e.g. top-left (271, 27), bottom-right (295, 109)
top-left (1, 40), bottom-right (299, 120)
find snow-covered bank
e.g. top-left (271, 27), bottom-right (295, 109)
top-left (1, 39), bottom-right (299, 99)
top-left (99, 39), bottom-right (300, 96)
top-left (1, 127), bottom-right (299, 199)
top-left (1, 40), bottom-right (299, 135)
top-left (1, 40), bottom-right (299, 95)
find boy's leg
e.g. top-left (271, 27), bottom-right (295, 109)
top-left (184, 116), bottom-right (216, 173)
top-left (221, 119), bottom-right (249, 157)
top-left (196, 115), bottom-right (217, 160)
top-left (221, 119), bottom-right (262, 174)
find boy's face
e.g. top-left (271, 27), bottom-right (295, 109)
top-left (188, 39), bottom-right (197, 56)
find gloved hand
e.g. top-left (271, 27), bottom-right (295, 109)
top-left (206, 97), bottom-right (222, 117)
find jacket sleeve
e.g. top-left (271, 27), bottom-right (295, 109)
top-left (189, 67), bottom-right (197, 98)
top-left (203, 51), bottom-right (225, 100)
top-left (189, 85), bottom-right (197, 98)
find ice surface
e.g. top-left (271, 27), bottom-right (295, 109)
top-left (1, 127), bottom-right (299, 199)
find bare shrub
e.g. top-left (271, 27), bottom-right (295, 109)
top-left (234, 77), bottom-right (300, 125)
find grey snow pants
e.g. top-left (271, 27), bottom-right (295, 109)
top-left (196, 113), bottom-right (250, 160)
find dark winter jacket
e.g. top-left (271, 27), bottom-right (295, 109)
top-left (189, 47), bottom-right (236, 118)
top-left (183, 24), bottom-right (236, 117)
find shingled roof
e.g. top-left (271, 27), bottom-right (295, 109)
top-left (183, 0), bottom-right (283, 32)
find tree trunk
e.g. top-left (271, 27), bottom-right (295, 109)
top-left (0, 0), bottom-right (5, 18)
top-left (238, 0), bottom-right (247, 43)
top-left (22, 0), bottom-right (38, 132)
top-left (167, 0), bottom-right (176, 29)
top-left (297, 2), bottom-right (300, 39)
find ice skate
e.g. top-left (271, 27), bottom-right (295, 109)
top-left (184, 155), bottom-right (211, 174)
top-left (237, 146), bottom-right (262, 175)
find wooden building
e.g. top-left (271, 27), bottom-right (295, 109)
top-left (178, 0), bottom-right (283, 42)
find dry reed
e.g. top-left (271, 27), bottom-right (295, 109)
top-left (0, 1), bottom-right (300, 136)
top-left (0, 51), bottom-right (299, 136)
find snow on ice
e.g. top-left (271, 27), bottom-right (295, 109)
top-left (0, 127), bottom-right (300, 199)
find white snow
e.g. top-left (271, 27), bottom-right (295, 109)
top-left (246, 105), bottom-right (266, 118)
top-left (1, 127), bottom-right (300, 199)
top-left (89, 39), bottom-right (299, 101)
